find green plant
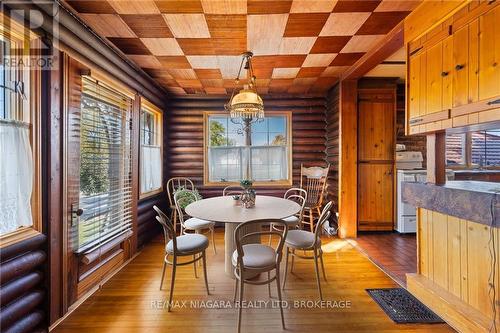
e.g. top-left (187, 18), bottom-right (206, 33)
top-left (174, 187), bottom-right (202, 210)
top-left (240, 179), bottom-right (253, 189)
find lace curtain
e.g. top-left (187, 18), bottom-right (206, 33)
top-left (140, 145), bottom-right (162, 194)
top-left (0, 120), bottom-right (33, 234)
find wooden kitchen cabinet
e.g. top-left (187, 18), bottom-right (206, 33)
top-left (406, 1), bottom-right (500, 135)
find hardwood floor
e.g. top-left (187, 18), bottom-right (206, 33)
top-left (349, 232), bottom-right (417, 286)
top-left (53, 230), bottom-right (452, 333)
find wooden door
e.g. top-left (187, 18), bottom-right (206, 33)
top-left (478, 5), bottom-right (500, 101)
top-left (65, 58), bottom-right (135, 306)
top-left (357, 90), bottom-right (395, 231)
top-left (426, 42), bottom-right (444, 114)
top-left (453, 25), bottom-right (469, 107)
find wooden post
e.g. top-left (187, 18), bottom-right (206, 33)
top-left (426, 132), bottom-right (446, 185)
top-left (338, 80), bottom-right (358, 238)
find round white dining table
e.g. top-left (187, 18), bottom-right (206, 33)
top-left (185, 195), bottom-right (301, 278)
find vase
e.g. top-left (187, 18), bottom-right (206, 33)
top-left (241, 189), bottom-right (256, 208)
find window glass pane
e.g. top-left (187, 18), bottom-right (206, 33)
top-left (485, 130), bottom-right (500, 166)
top-left (209, 117), bottom-right (228, 146)
top-left (251, 132), bottom-right (268, 146)
top-left (446, 133), bottom-right (465, 165)
top-left (140, 106), bottom-right (162, 195)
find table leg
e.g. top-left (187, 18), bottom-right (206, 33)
top-left (224, 223), bottom-right (261, 279)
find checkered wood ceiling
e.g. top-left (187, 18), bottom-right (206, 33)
top-left (66, 0), bottom-right (419, 95)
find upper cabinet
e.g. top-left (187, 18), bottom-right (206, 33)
top-left (406, 1), bottom-right (500, 135)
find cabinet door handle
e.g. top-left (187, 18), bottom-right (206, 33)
top-left (441, 71), bottom-right (449, 77)
top-left (455, 64), bottom-right (464, 70)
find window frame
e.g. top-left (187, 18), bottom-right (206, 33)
top-left (446, 131), bottom-right (500, 170)
top-left (139, 99), bottom-right (163, 199)
top-left (0, 14), bottom-right (42, 248)
top-left (203, 111), bottom-right (293, 187)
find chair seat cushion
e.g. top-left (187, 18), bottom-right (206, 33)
top-left (283, 215), bottom-right (300, 225)
top-left (167, 234), bottom-right (209, 254)
top-left (285, 230), bottom-right (318, 249)
top-left (232, 244), bottom-right (276, 269)
top-left (184, 217), bottom-right (215, 230)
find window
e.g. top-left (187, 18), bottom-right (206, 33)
top-left (0, 14), bottom-right (41, 245)
top-left (75, 77), bottom-right (133, 253)
top-left (205, 113), bottom-right (291, 185)
top-left (446, 130), bottom-right (500, 168)
top-left (140, 102), bottom-right (162, 197)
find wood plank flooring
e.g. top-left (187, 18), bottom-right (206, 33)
top-left (53, 230), bottom-right (452, 333)
top-left (349, 232), bottom-right (417, 286)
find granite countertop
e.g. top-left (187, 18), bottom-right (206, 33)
top-left (402, 181), bottom-right (500, 227)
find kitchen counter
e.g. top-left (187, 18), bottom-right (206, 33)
top-left (402, 180), bottom-right (500, 227)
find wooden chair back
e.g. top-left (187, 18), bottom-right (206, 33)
top-left (223, 185), bottom-right (244, 196)
top-left (173, 190), bottom-right (199, 229)
top-left (234, 219), bottom-right (288, 270)
top-left (284, 188), bottom-right (307, 222)
top-left (314, 201), bottom-right (333, 242)
top-left (299, 164), bottom-right (329, 208)
top-left (166, 177), bottom-right (195, 207)
top-left (153, 205), bottom-right (176, 252)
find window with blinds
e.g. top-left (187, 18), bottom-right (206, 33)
top-left (75, 77), bottom-right (133, 253)
top-left (446, 130), bottom-right (500, 168)
top-left (140, 103), bottom-right (162, 196)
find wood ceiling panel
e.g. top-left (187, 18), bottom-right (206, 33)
top-left (108, 1), bottom-right (160, 14)
top-left (290, 0), bottom-right (338, 13)
top-left (187, 56), bottom-right (219, 68)
top-left (154, 0), bottom-right (204, 13)
top-left (340, 34), bottom-right (384, 53)
top-left (121, 14), bottom-right (173, 38)
top-left (141, 38), bottom-right (184, 55)
top-left (163, 14), bottom-right (211, 38)
top-left (320, 12), bottom-right (371, 36)
top-left (194, 68), bottom-right (223, 79)
top-left (107, 38), bottom-right (151, 54)
top-left (333, 0), bottom-right (381, 13)
top-left (68, 0), bottom-right (415, 95)
top-left (302, 53), bottom-right (337, 67)
top-left (200, 0), bottom-right (247, 14)
top-left (247, 14), bottom-right (288, 55)
top-left (310, 36), bottom-right (351, 54)
top-left (157, 56), bottom-right (192, 69)
top-left (356, 11), bottom-right (409, 35)
top-left (247, 0), bottom-right (292, 14)
top-left (283, 13), bottom-right (329, 37)
top-left (278, 37), bottom-right (316, 55)
top-left (80, 14), bottom-right (136, 38)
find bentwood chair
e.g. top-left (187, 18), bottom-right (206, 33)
top-left (299, 164), bottom-right (330, 232)
top-left (232, 219), bottom-right (288, 333)
top-left (223, 185), bottom-right (244, 196)
top-left (269, 188), bottom-right (307, 241)
top-left (167, 177), bottom-right (195, 233)
top-left (174, 190), bottom-right (217, 254)
top-left (153, 206), bottom-right (210, 312)
top-left (282, 201), bottom-right (332, 300)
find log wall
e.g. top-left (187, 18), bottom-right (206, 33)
top-left (325, 85), bottom-right (340, 210)
top-left (165, 96), bottom-right (327, 198)
top-left (0, 234), bottom-right (47, 333)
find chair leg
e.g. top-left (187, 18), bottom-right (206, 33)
top-left (237, 274), bottom-right (245, 333)
top-left (160, 260), bottom-right (167, 290)
top-left (202, 250), bottom-right (210, 295)
top-left (268, 223), bottom-right (273, 245)
top-left (309, 208), bottom-right (314, 232)
top-left (168, 258), bottom-right (177, 312)
top-left (313, 248), bottom-right (323, 301)
top-left (282, 247), bottom-right (290, 290)
top-left (275, 266), bottom-right (285, 330)
top-left (290, 249), bottom-right (295, 273)
top-left (211, 227), bottom-right (217, 254)
top-left (319, 249), bottom-right (327, 282)
top-left (233, 274), bottom-right (239, 303)
top-left (193, 254), bottom-right (198, 278)
top-left (267, 271), bottom-right (271, 298)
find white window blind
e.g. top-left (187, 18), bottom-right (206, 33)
top-left (0, 120), bottom-right (33, 234)
top-left (75, 78), bottom-right (133, 253)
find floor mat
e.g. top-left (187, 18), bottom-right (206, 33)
top-left (366, 288), bottom-right (444, 324)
